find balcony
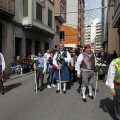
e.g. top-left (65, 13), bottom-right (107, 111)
top-left (113, 1), bottom-right (120, 28)
top-left (54, 0), bottom-right (66, 23)
top-left (0, 0), bottom-right (15, 18)
top-left (22, 0), bottom-right (54, 38)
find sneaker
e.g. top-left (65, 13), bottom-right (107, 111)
top-left (47, 85), bottom-right (51, 88)
top-left (51, 84), bottom-right (56, 87)
top-left (1, 89), bottom-right (5, 95)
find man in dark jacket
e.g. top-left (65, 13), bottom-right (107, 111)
top-left (98, 47), bottom-right (107, 80)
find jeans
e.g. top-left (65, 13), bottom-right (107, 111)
top-left (47, 68), bottom-right (56, 85)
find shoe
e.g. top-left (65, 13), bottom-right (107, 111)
top-left (40, 87), bottom-right (44, 92)
top-left (82, 98), bottom-right (87, 102)
top-left (47, 85), bottom-right (51, 88)
top-left (88, 95), bottom-right (94, 99)
top-left (63, 91), bottom-right (66, 94)
top-left (51, 84), bottom-right (56, 87)
top-left (1, 89), bottom-right (5, 95)
top-left (56, 90), bottom-right (60, 93)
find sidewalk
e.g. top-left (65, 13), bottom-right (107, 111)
top-left (6, 71), bottom-right (34, 81)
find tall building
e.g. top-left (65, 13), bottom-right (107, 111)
top-left (78, 0), bottom-right (85, 46)
top-left (53, 0), bottom-right (67, 49)
top-left (101, 0), bottom-right (109, 51)
top-left (107, 0), bottom-right (119, 55)
top-left (95, 22), bottom-right (102, 50)
top-left (84, 22), bottom-right (91, 45)
top-left (61, 0), bottom-right (85, 48)
top-left (84, 19), bottom-right (100, 50)
top-left (64, 0), bottom-right (78, 28)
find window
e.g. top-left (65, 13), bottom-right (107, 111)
top-left (48, 9), bottom-right (52, 27)
top-left (23, 0), bottom-right (28, 17)
top-left (60, 1), bottom-right (65, 18)
top-left (36, 2), bottom-right (42, 21)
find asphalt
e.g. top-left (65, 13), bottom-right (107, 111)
top-left (0, 72), bottom-right (117, 120)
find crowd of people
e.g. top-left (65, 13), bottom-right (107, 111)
top-left (0, 43), bottom-right (120, 119)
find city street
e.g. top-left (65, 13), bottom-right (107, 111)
top-left (0, 73), bottom-right (117, 120)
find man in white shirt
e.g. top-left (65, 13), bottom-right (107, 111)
top-left (0, 53), bottom-right (5, 94)
top-left (75, 44), bottom-right (95, 102)
top-left (44, 49), bottom-right (50, 74)
top-left (53, 43), bottom-right (71, 94)
top-left (106, 57), bottom-right (120, 120)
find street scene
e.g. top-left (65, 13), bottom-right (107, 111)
top-left (0, 73), bottom-right (116, 120)
top-left (0, 0), bottom-right (120, 120)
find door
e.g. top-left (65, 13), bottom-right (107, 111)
top-left (26, 39), bottom-right (32, 56)
top-left (35, 40), bottom-right (40, 55)
top-left (15, 37), bottom-right (22, 57)
top-left (44, 42), bottom-right (49, 52)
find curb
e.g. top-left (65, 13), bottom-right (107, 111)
top-left (6, 71), bottom-right (35, 81)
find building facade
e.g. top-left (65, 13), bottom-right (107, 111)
top-left (0, 0), bottom-right (15, 75)
top-left (78, 0), bottom-right (85, 46)
top-left (53, 0), bottom-right (66, 49)
top-left (107, 0), bottom-right (119, 55)
top-left (84, 22), bottom-right (91, 45)
top-left (112, 0), bottom-right (120, 56)
top-left (61, 25), bottom-right (78, 48)
top-left (95, 22), bottom-right (102, 50)
top-left (101, 0), bottom-right (109, 51)
top-left (0, 0), bottom-right (67, 75)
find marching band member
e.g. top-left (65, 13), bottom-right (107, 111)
top-left (0, 52), bottom-right (5, 94)
top-left (53, 43), bottom-right (71, 94)
top-left (75, 44), bottom-right (95, 102)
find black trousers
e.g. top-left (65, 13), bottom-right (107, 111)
top-left (36, 67), bottom-right (44, 89)
top-left (0, 80), bottom-right (3, 90)
top-left (114, 85), bottom-right (120, 120)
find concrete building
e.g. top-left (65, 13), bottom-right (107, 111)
top-left (61, 0), bottom-right (85, 47)
top-left (84, 22), bottom-right (91, 45)
top-left (0, 0), bottom-right (67, 75)
top-left (61, 25), bottom-right (78, 48)
top-left (107, 0), bottom-right (119, 55)
top-left (84, 19), bottom-right (101, 50)
top-left (0, 0), bottom-right (15, 75)
top-left (112, 0), bottom-right (120, 56)
top-left (95, 22), bottom-right (102, 50)
top-left (101, 0), bottom-right (109, 51)
top-left (78, 0), bottom-right (85, 46)
top-left (54, 0), bottom-right (67, 49)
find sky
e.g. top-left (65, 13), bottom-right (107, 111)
top-left (85, 0), bottom-right (101, 22)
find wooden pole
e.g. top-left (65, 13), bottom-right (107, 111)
top-left (94, 72), bottom-right (98, 100)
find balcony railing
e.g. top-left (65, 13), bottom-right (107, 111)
top-left (0, 0), bottom-right (15, 15)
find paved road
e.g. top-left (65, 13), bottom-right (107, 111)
top-left (0, 73), bottom-right (117, 120)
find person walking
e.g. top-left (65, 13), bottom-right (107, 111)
top-left (53, 43), bottom-right (71, 94)
top-left (106, 57), bottom-right (120, 120)
top-left (0, 52), bottom-right (5, 94)
top-left (47, 51), bottom-right (56, 88)
top-left (75, 44), bottom-right (95, 102)
top-left (36, 51), bottom-right (47, 91)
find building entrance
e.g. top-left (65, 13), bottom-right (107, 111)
top-left (15, 37), bottom-right (22, 57)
